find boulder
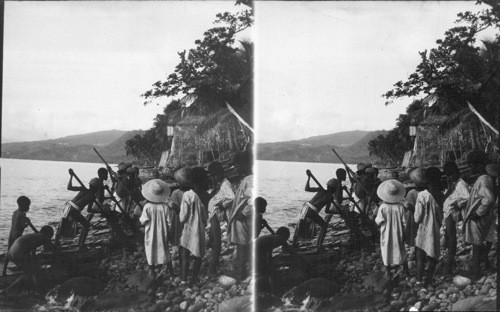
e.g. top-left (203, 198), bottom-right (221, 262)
top-left (51, 276), bottom-right (103, 301)
top-left (476, 300), bottom-right (497, 311)
top-left (283, 278), bottom-right (340, 303)
top-left (319, 293), bottom-right (385, 311)
top-left (362, 271), bottom-right (391, 293)
top-left (453, 275), bottom-right (472, 288)
top-left (218, 275), bottom-right (237, 289)
top-left (83, 292), bottom-right (150, 311)
top-left (126, 271), bottom-right (158, 292)
top-left (451, 296), bottom-right (487, 311)
top-left (219, 296), bottom-right (251, 312)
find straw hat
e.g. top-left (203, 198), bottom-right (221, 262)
top-left (365, 167), bottom-right (377, 175)
top-left (377, 179), bottom-right (406, 204)
top-left (126, 166), bottom-right (137, 174)
top-left (409, 168), bottom-right (427, 187)
top-left (142, 179), bottom-right (171, 203)
top-left (486, 163), bottom-right (499, 177)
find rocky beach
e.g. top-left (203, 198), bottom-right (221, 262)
top-left (256, 218), bottom-right (497, 312)
top-left (0, 222), bottom-right (252, 312)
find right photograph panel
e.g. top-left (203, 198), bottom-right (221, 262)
top-left (254, 1), bottom-right (499, 311)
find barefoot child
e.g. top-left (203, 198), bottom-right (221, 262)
top-left (375, 179), bottom-right (409, 280)
top-left (179, 167), bottom-right (209, 286)
top-left (7, 196), bottom-right (37, 250)
top-left (140, 179), bottom-right (174, 279)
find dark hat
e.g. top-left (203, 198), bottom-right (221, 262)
top-left (117, 162), bottom-right (132, 171)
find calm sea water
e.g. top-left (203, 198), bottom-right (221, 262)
top-left (0, 158), bottom-right (353, 253)
top-left (0, 158), bottom-right (115, 254)
top-left (256, 160), bottom-right (355, 234)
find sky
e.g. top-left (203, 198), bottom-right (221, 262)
top-left (2, 2), bottom-right (495, 144)
top-left (2, 1), bottom-right (248, 142)
top-left (255, 1), bottom-right (494, 143)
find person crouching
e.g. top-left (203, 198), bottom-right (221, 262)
top-left (375, 179), bottom-right (409, 280)
top-left (139, 179), bottom-right (173, 280)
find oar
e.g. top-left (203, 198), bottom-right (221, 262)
top-left (103, 186), bottom-right (140, 235)
top-left (307, 170), bottom-right (343, 212)
top-left (69, 169), bottom-right (104, 213)
top-left (263, 220), bottom-right (275, 235)
top-left (331, 147), bottom-right (380, 211)
top-left (93, 148), bottom-right (143, 210)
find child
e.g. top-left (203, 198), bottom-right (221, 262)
top-left (7, 196), bottom-right (36, 250)
top-left (2, 225), bottom-right (54, 292)
top-left (139, 179), bottom-right (173, 280)
top-left (207, 161), bottom-right (234, 275)
top-left (414, 167), bottom-right (444, 286)
top-left (179, 167), bottom-right (209, 286)
top-left (254, 226), bottom-right (291, 293)
top-left (375, 179), bottom-right (409, 280)
top-left (255, 197), bottom-right (268, 238)
top-left (403, 168), bottom-right (426, 254)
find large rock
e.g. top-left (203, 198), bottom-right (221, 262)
top-left (83, 292), bottom-right (150, 311)
top-left (126, 271), bottom-right (158, 292)
top-left (363, 271), bottom-right (391, 293)
top-left (219, 296), bottom-right (251, 312)
top-left (451, 296), bottom-right (487, 311)
top-left (49, 276), bottom-right (103, 302)
top-left (283, 278), bottom-right (340, 303)
top-left (476, 300), bottom-right (497, 311)
top-left (319, 293), bottom-right (385, 311)
top-left (453, 275), bottom-right (472, 288)
top-left (218, 275), bottom-right (237, 288)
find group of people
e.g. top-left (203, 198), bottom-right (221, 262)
top-left (137, 150), bottom-right (254, 286)
top-left (2, 150), bottom-right (257, 293)
top-left (375, 149), bottom-right (498, 286)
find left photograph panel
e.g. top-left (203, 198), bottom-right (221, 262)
top-left (0, 1), bottom-right (253, 311)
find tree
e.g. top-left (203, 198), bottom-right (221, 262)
top-left (381, 0), bottom-right (499, 157)
top-left (141, 2), bottom-right (253, 126)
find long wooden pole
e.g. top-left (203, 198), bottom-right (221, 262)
top-left (93, 148), bottom-right (143, 210)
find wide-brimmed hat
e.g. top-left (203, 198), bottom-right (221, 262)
top-left (377, 179), bottom-right (406, 204)
top-left (142, 179), bottom-right (170, 203)
top-left (486, 163), bottom-right (499, 177)
top-left (409, 168), bottom-right (427, 187)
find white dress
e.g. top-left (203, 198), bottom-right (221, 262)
top-left (179, 190), bottom-right (208, 258)
top-left (375, 203), bottom-right (407, 266)
top-left (414, 190), bottom-right (443, 259)
top-left (140, 202), bottom-right (171, 265)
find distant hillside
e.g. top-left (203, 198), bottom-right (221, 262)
top-left (257, 130), bottom-right (388, 164)
top-left (284, 130), bottom-right (372, 147)
top-left (1, 130), bottom-right (145, 163)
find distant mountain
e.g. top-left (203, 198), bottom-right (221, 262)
top-left (1, 130), bottom-right (145, 163)
top-left (257, 130), bottom-right (388, 164)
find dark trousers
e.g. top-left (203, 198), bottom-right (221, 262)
top-left (416, 247), bottom-right (437, 283)
top-left (236, 244), bottom-right (248, 280)
top-left (180, 246), bottom-right (201, 285)
top-left (209, 217), bottom-right (222, 274)
top-left (445, 216), bottom-right (457, 273)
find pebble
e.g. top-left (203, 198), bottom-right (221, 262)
top-left (180, 301), bottom-right (188, 310)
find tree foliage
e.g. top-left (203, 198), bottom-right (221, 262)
top-left (373, 1), bottom-right (500, 163)
top-left (141, 2), bottom-right (253, 123)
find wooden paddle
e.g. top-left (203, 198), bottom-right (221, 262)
top-left (93, 148), bottom-right (144, 210)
